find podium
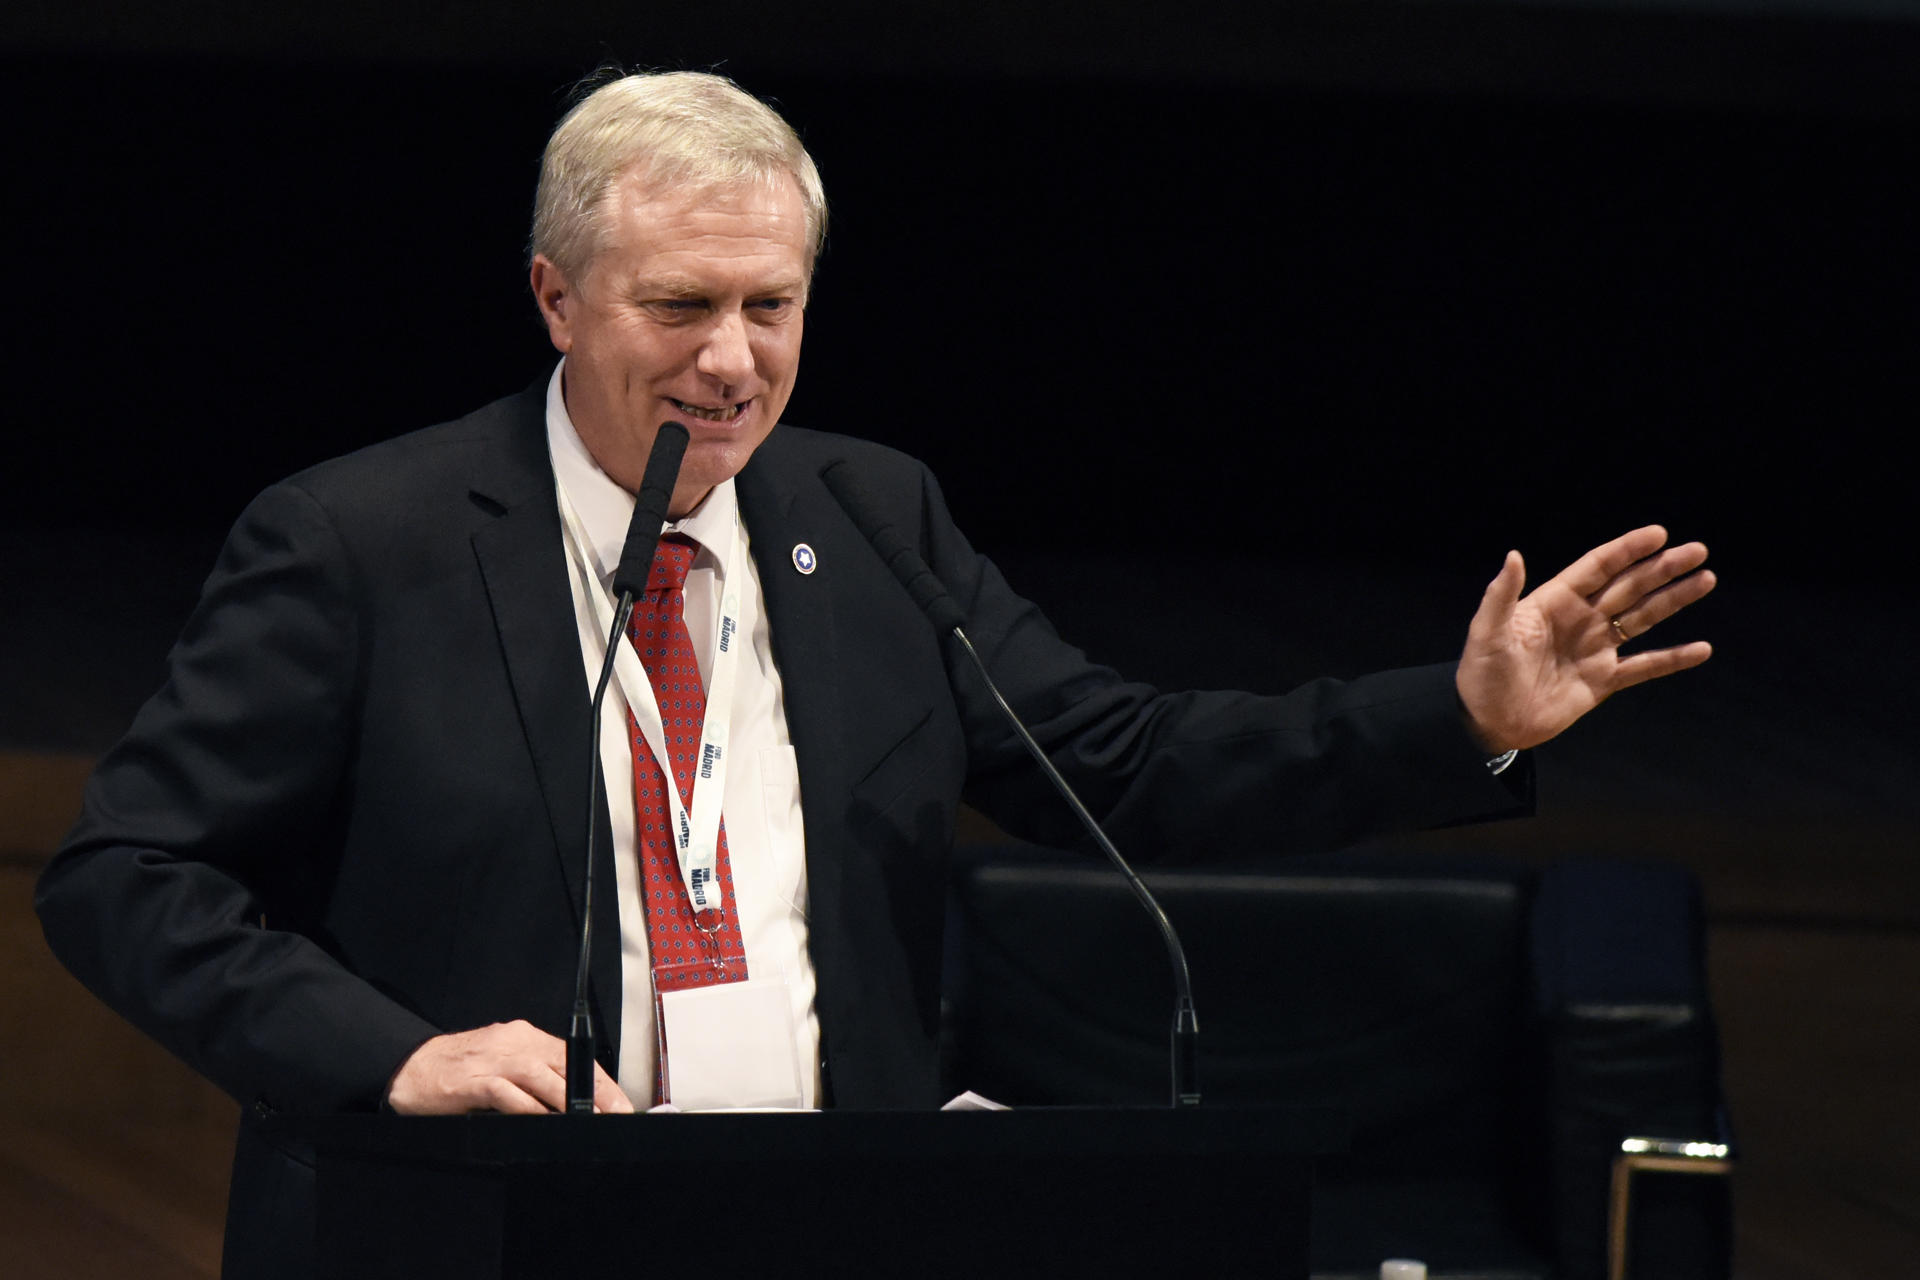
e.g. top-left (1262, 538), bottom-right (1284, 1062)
top-left (277, 1106), bottom-right (1343, 1278)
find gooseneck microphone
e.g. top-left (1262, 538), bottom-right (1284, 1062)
top-left (569, 421), bottom-right (690, 1114)
top-left (819, 461), bottom-right (1201, 1108)
top-left (609, 424), bottom-right (693, 600)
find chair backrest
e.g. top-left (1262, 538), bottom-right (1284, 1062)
top-left (944, 844), bottom-right (1732, 1279)
top-left (945, 846), bottom-right (1540, 1178)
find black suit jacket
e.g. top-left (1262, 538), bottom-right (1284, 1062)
top-left (37, 385), bottom-right (1525, 1271)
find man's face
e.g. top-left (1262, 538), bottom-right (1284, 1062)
top-left (531, 169), bottom-right (810, 515)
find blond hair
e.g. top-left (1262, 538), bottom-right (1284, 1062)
top-left (531, 70), bottom-right (827, 283)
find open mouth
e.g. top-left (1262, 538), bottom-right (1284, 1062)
top-left (670, 398), bottom-right (748, 424)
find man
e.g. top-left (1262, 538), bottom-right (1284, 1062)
top-left (36, 70), bottom-right (1713, 1271)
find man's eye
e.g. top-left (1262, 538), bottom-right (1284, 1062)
top-left (751, 298), bottom-right (793, 314)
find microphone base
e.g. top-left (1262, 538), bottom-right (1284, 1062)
top-left (1173, 1011), bottom-right (1201, 1108)
top-left (566, 1016), bottom-right (596, 1115)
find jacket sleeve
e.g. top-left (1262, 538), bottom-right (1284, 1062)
top-left (35, 480), bottom-right (441, 1112)
top-left (893, 462), bottom-right (1530, 859)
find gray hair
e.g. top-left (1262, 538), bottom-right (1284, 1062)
top-left (530, 70), bottom-right (827, 285)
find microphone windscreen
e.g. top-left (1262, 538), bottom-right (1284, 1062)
top-left (610, 423), bottom-right (691, 598)
top-left (821, 461), bottom-right (968, 632)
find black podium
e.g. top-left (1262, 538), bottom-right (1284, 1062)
top-left (279, 1107), bottom-right (1343, 1278)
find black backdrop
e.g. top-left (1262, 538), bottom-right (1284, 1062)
top-left (5, 6), bottom-right (1920, 790)
top-left (5, 19), bottom-right (1917, 585)
top-left (5, 16), bottom-right (1918, 1271)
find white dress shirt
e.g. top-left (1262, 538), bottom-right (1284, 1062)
top-left (545, 361), bottom-right (822, 1110)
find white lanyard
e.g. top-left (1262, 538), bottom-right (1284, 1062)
top-left (555, 480), bottom-right (744, 916)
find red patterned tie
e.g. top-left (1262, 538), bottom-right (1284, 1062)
top-left (625, 534), bottom-right (747, 1103)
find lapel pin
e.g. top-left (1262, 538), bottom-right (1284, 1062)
top-left (791, 543), bottom-right (817, 575)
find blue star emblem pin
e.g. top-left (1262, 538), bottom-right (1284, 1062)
top-left (792, 543), bottom-right (817, 575)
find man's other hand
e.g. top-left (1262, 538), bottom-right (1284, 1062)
top-left (385, 1019), bottom-right (636, 1115)
top-left (1456, 524), bottom-right (1715, 755)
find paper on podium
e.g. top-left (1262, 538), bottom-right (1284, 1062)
top-left (940, 1090), bottom-right (1010, 1111)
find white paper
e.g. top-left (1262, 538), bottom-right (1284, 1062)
top-left (659, 977), bottom-right (804, 1111)
top-left (940, 1090), bottom-right (1010, 1111)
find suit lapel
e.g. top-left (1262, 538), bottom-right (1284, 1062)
top-left (465, 390), bottom-right (624, 1061)
top-left (736, 440), bottom-right (853, 945)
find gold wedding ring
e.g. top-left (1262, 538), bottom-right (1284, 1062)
top-left (1609, 616), bottom-right (1631, 645)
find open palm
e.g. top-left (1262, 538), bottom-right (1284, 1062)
top-left (1456, 525), bottom-right (1716, 754)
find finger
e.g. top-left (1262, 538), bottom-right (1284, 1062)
top-left (456, 1019), bottom-right (567, 1113)
top-left (482, 1075), bottom-right (556, 1116)
top-left (1589, 541), bottom-right (1709, 617)
top-left (1611, 567), bottom-right (1717, 641)
top-left (388, 1022), bottom-right (579, 1114)
top-left (1470, 551), bottom-right (1526, 641)
top-left (501, 1028), bottom-right (571, 1113)
top-left (594, 1064), bottom-right (636, 1115)
top-left (1610, 640), bottom-right (1714, 691)
top-left (1555, 525), bottom-right (1670, 598)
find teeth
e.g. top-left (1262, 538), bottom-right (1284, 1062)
top-left (673, 400), bottom-right (743, 423)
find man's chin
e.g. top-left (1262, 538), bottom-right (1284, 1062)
top-left (669, 437), bottom-right (769, 516)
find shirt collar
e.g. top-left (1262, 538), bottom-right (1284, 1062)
top-left (545, 358), bottom-right (738, 584)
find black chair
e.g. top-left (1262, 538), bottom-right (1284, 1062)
top-left (943, 844), bottom-right (1732, 1280)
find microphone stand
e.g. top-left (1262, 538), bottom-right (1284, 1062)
top-left (948, 629), bottom-right (1201, 1108)
top-left (570, 594), bottom-right (638, 1113)
top-left (821, 462), bottom-right (1200, 1108)
top-left (566, 422), bottom-right (689, 1114)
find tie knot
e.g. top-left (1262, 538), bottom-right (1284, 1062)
top-left (645, 534), bottom-right (698, 596)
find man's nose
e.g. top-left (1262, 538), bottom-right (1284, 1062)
top-left (696, 309), bottom-right (754, 384)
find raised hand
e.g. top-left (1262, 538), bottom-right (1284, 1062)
top-left (1455, 525), bottom-right (1715, 754)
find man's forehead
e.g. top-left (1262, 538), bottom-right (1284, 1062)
top-left (594, 168), bottom-right (813, 293)
top-left (606, 164), bottom-right (806, 225)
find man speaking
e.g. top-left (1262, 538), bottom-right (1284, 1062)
top-left (35, 70), bottom-right (1714, 1273)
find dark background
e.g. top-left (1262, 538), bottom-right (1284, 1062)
top-left (1, 4), bottom-right (1916, 1273)
top-left (5, 1), bottom-right (1918, 579)
top-left (7, 0), bottom-right (1917, 815)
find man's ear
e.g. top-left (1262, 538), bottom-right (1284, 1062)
top-left (530, 254), bottom-right (574, 353)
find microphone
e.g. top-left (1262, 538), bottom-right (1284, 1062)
top-left (569, 421), bottom-right (690, 1114)
top-left (610, 424), bottom-right (692, 598)
top-left (819, 461), bottom-right (1201, 1108)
